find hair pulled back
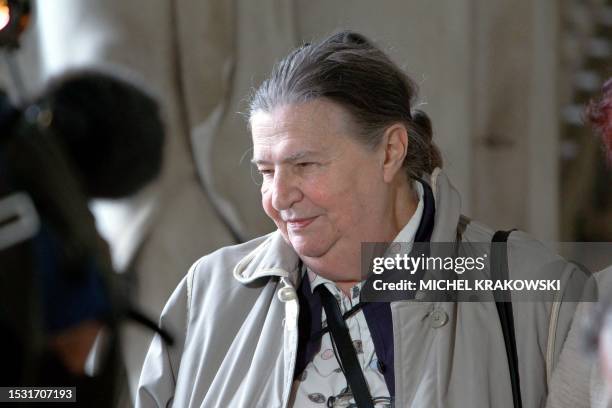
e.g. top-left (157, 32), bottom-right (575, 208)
top-left (249, 30), bottom-right (442, 179)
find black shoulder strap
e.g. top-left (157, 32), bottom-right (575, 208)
top-left (315, 285), bottom-right (374, 408)
top-left (492, 230), bottom-right (522, 408)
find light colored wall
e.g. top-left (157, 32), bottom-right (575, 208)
top-left (470, 0), bottom-right (559, 239)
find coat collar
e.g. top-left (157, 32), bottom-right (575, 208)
top-left (232, 231), bottom-right (300, 285)
top-left (429, 168), bottom-right (462, 243)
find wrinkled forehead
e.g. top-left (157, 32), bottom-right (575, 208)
top-left (250, 100), bottom-right (357, 159)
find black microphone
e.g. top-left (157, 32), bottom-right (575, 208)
top-left (0, 70), bottom-right (171, 399)
top-left (36, 69), bottom-right (165, 199)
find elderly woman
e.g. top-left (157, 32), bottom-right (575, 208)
top-left (137, 31), bottom-right (580, 408)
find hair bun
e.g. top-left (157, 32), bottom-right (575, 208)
top-left (409, 108), bottom-right (442, 174)
top-left (331, 30), bottom-right (369, 46)
top-left (411, 109), bottom-right (433, 140)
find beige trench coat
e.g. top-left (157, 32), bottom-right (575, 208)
top-left (136, 170), bottom-right (581, 407)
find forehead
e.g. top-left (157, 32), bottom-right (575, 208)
top-left (250, 99), bottom-right (357, 160)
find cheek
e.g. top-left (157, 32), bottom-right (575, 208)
top-left (315, 170), bottom-right (371, 208)
top-left (260, 186), bottom-right (272, 214)
top-left (261, 185), bottom-right (280, 222)
top-left (306, 185), bottom-right (353, 228)
top-left (332, 179), bottom-right (382, 224)
top-left (302, 184), bottom-right (333, 215)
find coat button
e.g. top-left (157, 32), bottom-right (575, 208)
top-left (415, 291), bottom-right (427, 300)
top-left (430, 310), bottom-right (448, 328)
top-left (277, 286), bottom-right (297, 302)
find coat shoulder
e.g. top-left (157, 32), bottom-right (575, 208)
top-left (188, 233), bottom-right (273, 287)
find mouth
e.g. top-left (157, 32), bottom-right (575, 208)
top-left (286, 216), bottom-right (318, 231)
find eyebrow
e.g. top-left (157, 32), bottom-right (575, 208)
top-left (251, 151), bottom-right (318, 166)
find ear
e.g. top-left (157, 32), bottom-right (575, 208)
top-left (381, 124), bottom-right (408, 183)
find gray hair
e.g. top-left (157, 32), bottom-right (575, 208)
top-left (249, 30), bottom-right (442, 179)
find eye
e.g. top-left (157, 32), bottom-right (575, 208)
top-left (296, 162), bottom-right (316, 168)
top-left (257, 167), bottom-right (274, 177)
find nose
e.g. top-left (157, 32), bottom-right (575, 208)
top-left (271, 167), bottom-right (302, 211)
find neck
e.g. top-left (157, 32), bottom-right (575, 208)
top-left (391, 177), bottom-right (418, 233)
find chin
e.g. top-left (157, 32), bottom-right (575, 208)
top-left (289, 239), bottom-right (330, 259)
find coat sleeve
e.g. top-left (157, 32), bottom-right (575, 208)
top-left (545, 300), bottom-right (593, 408)
top-left (135, 261), bottom-right (196, 408)
top-left (546, 267), bottom-right (612, 408)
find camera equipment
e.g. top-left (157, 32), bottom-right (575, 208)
top-left (0, 5), bottom-right (172, 405)
top-left (0, 0), bottom-right (30, 49)
top-left (0, 75), bottom-right (173, 406)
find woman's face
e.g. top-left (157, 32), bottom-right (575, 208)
top-left (251, 99), bottom-right (394, 270)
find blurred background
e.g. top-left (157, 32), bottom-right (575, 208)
top-left (0, 0), bottom-right (610, 406)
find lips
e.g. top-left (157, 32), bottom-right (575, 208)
top-left (286, 216), bottom-right (317, 230)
